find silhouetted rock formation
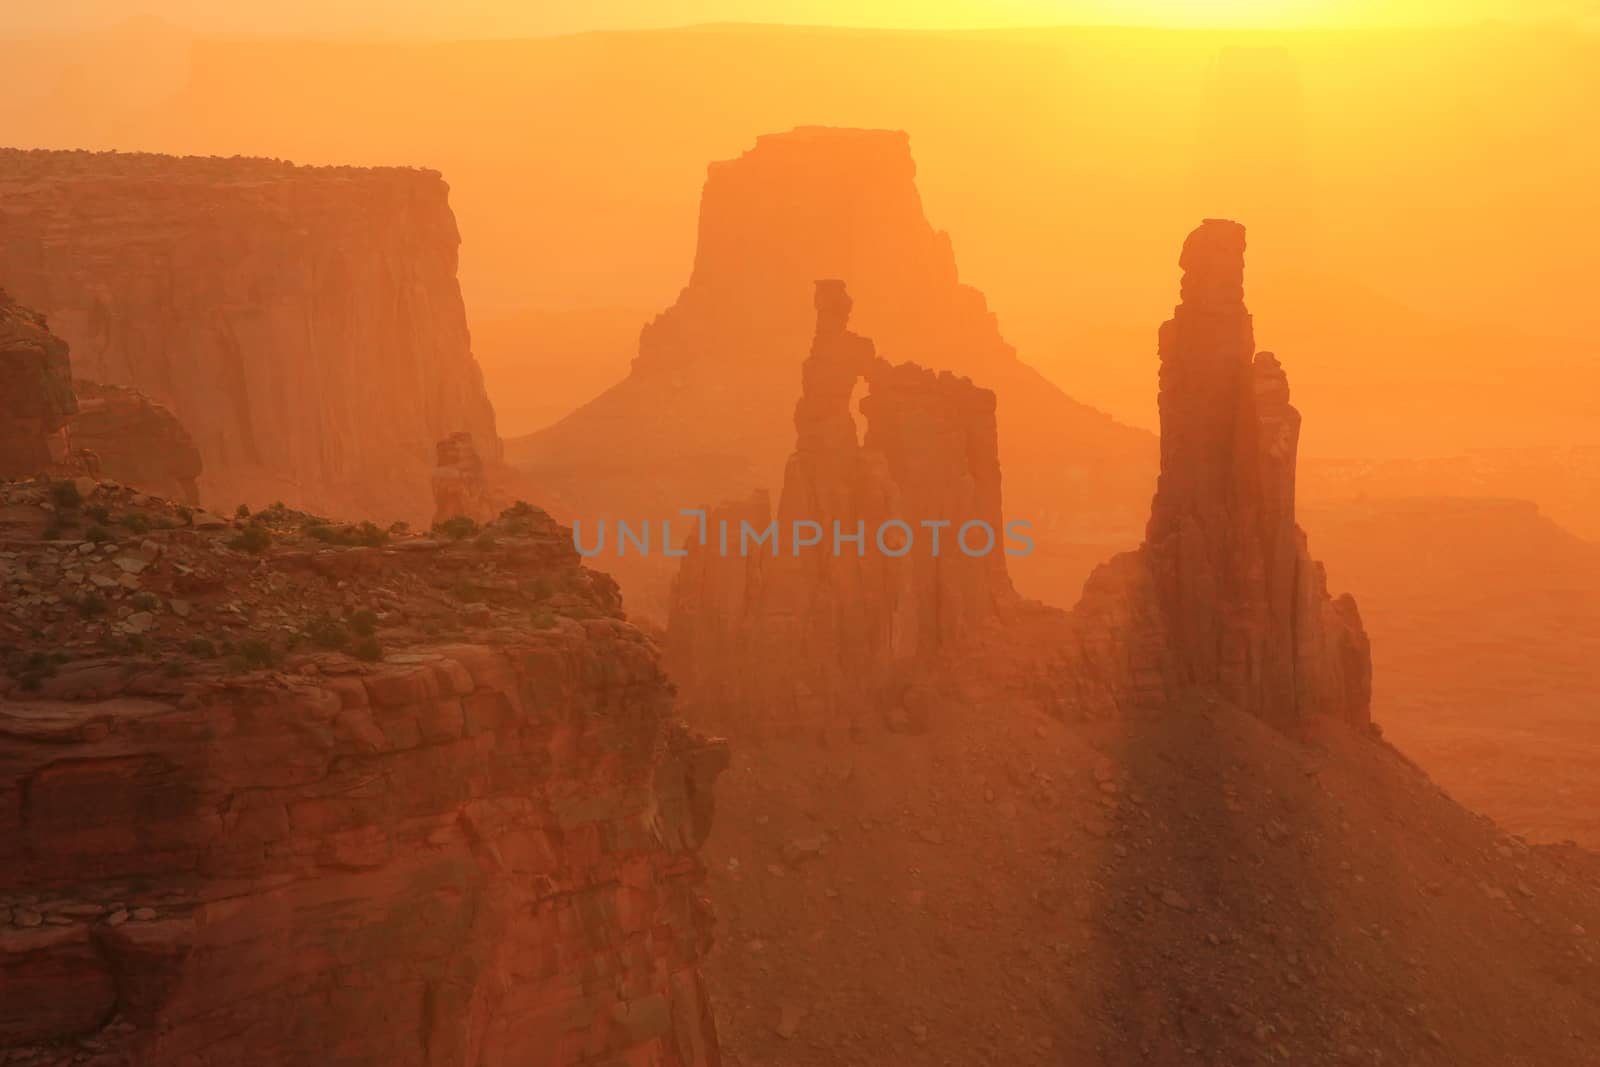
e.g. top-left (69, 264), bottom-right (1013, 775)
top-left (1141, 219), bottom-right (1370, 727)
top-left (69, 379), bottom-right (203, 505)
top-left (0, 486), bottom-right (725, 1066)
top-left (509, 128), bottom-right (1154, 617)
top-left (0, 149), bottom-right (499, 522)
top-left (668, 280), bottom-right (1018, 735)
top-left (669, 223), bottom-right (1370, 736)
top-left (0, 290), bottom-right (76, 479)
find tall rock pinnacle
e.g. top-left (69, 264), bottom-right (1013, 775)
top-left (1144, 219), bottom-right (1369, 728)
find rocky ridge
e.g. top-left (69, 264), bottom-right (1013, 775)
top-left (0, 480), bottom-right (726, 1066)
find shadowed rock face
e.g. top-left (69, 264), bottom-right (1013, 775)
top-left (0, 290), bottom-right (76, 478)
top-left (667, 280), bottom-right (1018, 735)
top-left (0, 148), bottom-right (499, 522)
top-left (69, 379), bottom-right (203, 505)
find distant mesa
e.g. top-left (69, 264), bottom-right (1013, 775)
top-left (508, 126), bottom-right (1156, 617)
top-left (0, 147), bottom-right (499, 523)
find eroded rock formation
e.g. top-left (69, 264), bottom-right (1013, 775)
top-left (1140, 219), bottom-right (1370, 727)
top-left (509, 127), bottom-right (1155, 616)
top-left (0, 290), bottom-right (76, 479)
top-left (431, 431), bottom-right (497, 525)
top-left (69, 379), bottom-right (203, 505)
top-left (668, 280), bottom-right (1019, 735)
top-left (0, 148), bottom-right (499, 522)
top-left (0, 486), bottom-right (724, 1065)
top-left (669, 222), bottom-right (1370, 735)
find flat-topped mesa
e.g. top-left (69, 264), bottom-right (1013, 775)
top-left (0, 148), bottom-right (500, 523)
top-left (510, 128), bottom-right (1156, 619)
top-left (1143, 219), bottom-right (1370, 728)
top-left (668, 281), bottom-right (1017, 734)
top-left (0, 290), bottom-right (76, 478)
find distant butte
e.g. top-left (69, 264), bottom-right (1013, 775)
top-left (507, 126), bottom-right (1156, 617)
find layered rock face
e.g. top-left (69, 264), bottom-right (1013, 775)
top-left (69, 379), bottom-right (203, 505)
top-left (509, 128), bottom-right (1154, 616)
top-left (0, 149), bottom-right (499, 522)
top-left (667, 281), bottom-right (1017, 734)
top-left (0, 487), bottom-right (724, 1066)
top-left (0, 290), bottom-right (76, 478)
top-left (1141, 220), bottom-right (1370, 727)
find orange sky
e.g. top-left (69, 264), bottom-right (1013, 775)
top-left (2, 0), bottom-right (1592, 35)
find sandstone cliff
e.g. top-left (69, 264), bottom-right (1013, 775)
top-left (667, 281), bottom-right (1018, 736)
top-left (0, 483), bottom-right (724, 1066)
top-left (0, 149), bottom-right (500, 522)
top-left (0, 289), bottom-right (75, 479)
top-left (69, 379), bottom-right (203, 505)
top-left (508, 128), bottom-right (1155, 616)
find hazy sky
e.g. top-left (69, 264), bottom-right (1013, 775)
top-left (1, 0), bottom-right (1591, 35)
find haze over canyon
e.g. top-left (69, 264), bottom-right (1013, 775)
top-left (2, 7), bottom-right (1597, 1066)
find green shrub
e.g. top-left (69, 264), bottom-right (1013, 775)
top-left (351, 635), bottom-right (383, 662)
top-left (228, 526), bottom-right (272, 554)
top-left (85, 504), bottom-right (111, 524)
top-left (306, 520), bottom-right (388, 548)
top-left (434, 515), bottom-right (479, 541)
top-left (305, 617), bottom-right (350, 650)
top-left (236, 504), bottom-right (251, 519)
top-left (184, 637), bottom-right (217, 657)
top-left (236, 638), bottom-right (275, 669)
top-left (50, 481), bottom-right (82, 509)
top-left (78, 593), bottom-right (108, 617)
top-left (348, 609), bottom-right (380, 637)
top-left (129, 592), bottom-right (160, 612)
top-left (119, 513), bottom-right (151, 534)
top-left (84, 525), bottom-right (113, 544)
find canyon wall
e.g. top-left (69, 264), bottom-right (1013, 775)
top-left (509, 127), bottom-right (1155, 616)
top-left (0, 486), bottom-right (724, 1066)
top-left (667, 280), bottom-right (1018, 735)
top-left (0, 289), bottom-right (75, 479)
top-left (0, 149), bottom-right (499, 522)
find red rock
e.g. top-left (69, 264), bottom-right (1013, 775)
top-left (0, 149), bottom-right (500, 522)
top-left (509, 127), bottom-right (1155, 617)
top-left (67, 378), bottom-right (204, 504)
top-left (667, 281), bottom-right (1018, 735)
top-left (0, 289), bottom-right (76, 479)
